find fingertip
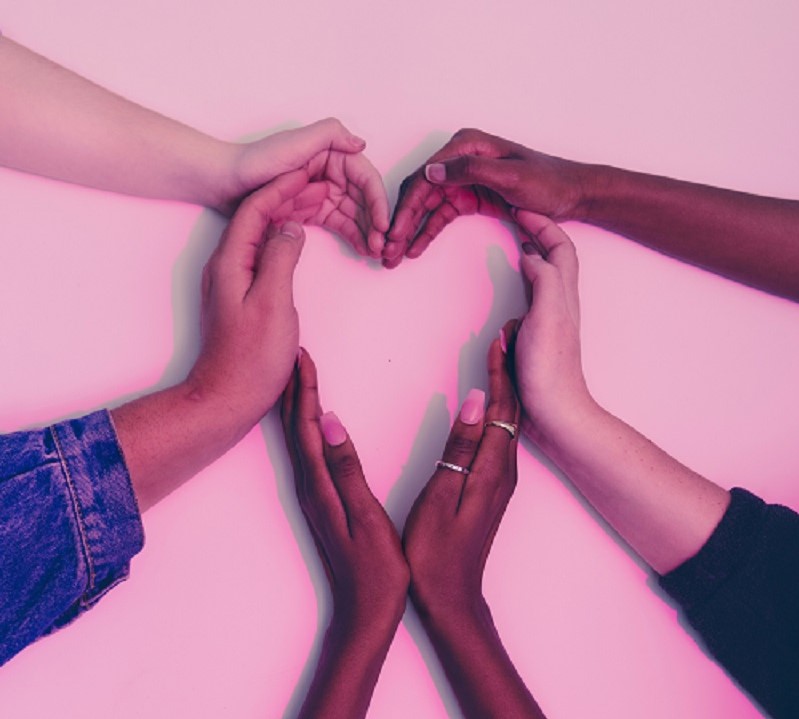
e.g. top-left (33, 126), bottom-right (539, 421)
top-left (367, 232), bottom-right (385, 258)
top-left (349, 134), bottom-right (366, 149)
top-left (279, 220), bottom-right (305, 242)
top-left (320, 411), bottom-right (348, 446)
top-left (459, 388), bottom-right (486, 425)
top-left (425, 163), bottom-right (446, 183)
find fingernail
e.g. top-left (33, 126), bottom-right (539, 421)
top-left (425, 163), bottom-right (446, 183)
top-left (296, 347), bottom-right (304, 367)
top-left (368, 233), bottom-right (384, 257)
top-left (521, 242), bottom-right (539, 255)
top-left (459, 389), bottom-right (485, 425)
top-left (350, 134), bottom-right (366, 147)
top-left (320, 412), bottom-right (348, 446)
top-left (280, 221), bottom-right (303, 240)
top-left (499, 328), bottom-right (507, 354)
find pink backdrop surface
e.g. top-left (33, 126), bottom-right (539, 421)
top-left (1, 2), bottom-right (798, 717)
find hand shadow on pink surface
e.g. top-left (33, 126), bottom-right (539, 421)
top-left (380, 242), bottom-right (526, 717)
top-left (260, 411), bottom-right (332, 719)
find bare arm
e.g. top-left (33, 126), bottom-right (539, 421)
top-left (404, 336), bottom-right (545, 718)
top-left (387, 128), bottom-right (799, 301)
top-left (281, 352), bottom-right (409, 719)
top-left (582, 166), bottom-right (799, 302)
top-left (0, 36), bottom-right (233, 207)
top-left (512, 211), bottom-right (729, 574)
top-left (0, 36), bottom-right (388, 252)
top-left (111, 172), bottom-right (310, 510)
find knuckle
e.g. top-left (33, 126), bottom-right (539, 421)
top-left (447, 434), bottom-right (479, 457)
top-left (329, 453), bottom-right (361, 481)
top-left (453, 127), bottom-right (480, 142)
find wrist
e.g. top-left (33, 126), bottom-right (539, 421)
top-left (525, 395), bottom-right (610, 463)
top-left (327, 605), bottom-right (403, 655)
top-left (180, 374), bottom-right (265, 442)
top-left (574, 163), bottom-right (620, 224)
top-left (199, 140), bottom-right (245, 215)
top-left (410, 585), bottom-right (491, 631)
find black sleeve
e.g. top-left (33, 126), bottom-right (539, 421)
top-left (658, 488), bottom-right (799, 719)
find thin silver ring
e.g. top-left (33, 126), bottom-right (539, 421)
top-left (435, 460), bottom-right (470, 475)
top-left (484, 420), bottom-right (518, 439)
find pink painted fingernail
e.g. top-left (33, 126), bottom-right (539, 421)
top-left (425, 163), bottom-right (446, 183)
top-left (499, 328), bottom-right (507, 354)
top-left (320, 412), bottom-right (348, 446)
top-left (459, 389), bottom-right (485, 425)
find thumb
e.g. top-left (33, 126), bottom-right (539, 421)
top-left (519, 245), bottom-right (561, 315)
top-left (250, 221), bottom-right (306, 304)
top-left (287, 117), bottom-right (366, 157)
top-left (425, 155), bottom-right (516, 193)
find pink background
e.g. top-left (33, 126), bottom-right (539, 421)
top-left (1, 2), bottom-right (798, 717)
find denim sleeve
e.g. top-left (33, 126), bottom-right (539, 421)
top-left (658, 488), bottom-right (799, 719)
top-left (0, 410), bottom-right (144, 665)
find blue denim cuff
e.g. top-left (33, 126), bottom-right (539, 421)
top-left (49, 409), bottom-right (144, 610)
top-left (1, 409), bottom-right (144, 665)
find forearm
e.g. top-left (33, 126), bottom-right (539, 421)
top-left (297, 613), bottom-right (400, 719)
top-left (416, 600), bottom-right (545, 719)
top-left (0, 37), bottom-right (236, 208)
top-left (578, 164), bottom-right (799, 301)
top-left (110, 381), bottom-right (260, 511)
top-left (534, 399), bottom-right (730, 575)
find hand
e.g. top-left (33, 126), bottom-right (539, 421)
top-left (186, 170), bottom-right (312, 429)
top-left (403, 327), bottom-right (520, 617)
top-left (281, 349), bottom-right (409, 628)
top-left (384, 128), bottom-right (590, 268)
top-left (218, 118), bottom-right (389, 258)
top-left (513, 211), bottom-right (593, 442)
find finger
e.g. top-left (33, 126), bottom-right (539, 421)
top-left (416, 389), bottom-right (487, 518)
top-left (384, 169), bottom-right (435, 265)
top-left (248, 221), bottom-right (305, 306)
top-left (294, 350), bottom-right (348, 537)
top-left (319, 412), bottom-right (388, 537)
top-left (462, 336), bottom-right (520, 512)
top-left (516, 210), bottom-right (580, 325)
top-left (425, 155), bottom-right (522, 200)
top-left (282, 117), bottom-right (366, 159)
top-left (281, 365), bottom-right (338, 585)
top-left (335, 194), bottom-right (372, 239)
top-left (343, 153), bottom-right (390, 251)
top-left (210, 171), bottom-right (309, 298)
top-left (404, 187), bottom-right (482, 259)
top-left (317, 207), bottom-right (370, 256)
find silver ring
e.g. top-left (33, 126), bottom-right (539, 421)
top-left (435, 460), bottom-right (470, 475)
top-left (485, 420), bottom-right (518, 439)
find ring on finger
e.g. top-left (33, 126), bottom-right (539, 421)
top-left (435, 460), bottom-right (471, 475)
top-left (484, 420), bottom-right (518, 439)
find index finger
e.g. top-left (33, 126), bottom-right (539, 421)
top-left (292, 350), bottom-right (349, 539)
top-left (343, 153), bottom-right (390, 256)
top-left (460, 326), bottom-right (521, 514)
